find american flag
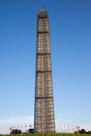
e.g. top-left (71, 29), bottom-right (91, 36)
top-left (9, 128), bottom-right (12, 131)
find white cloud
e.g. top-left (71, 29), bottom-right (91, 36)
top-left (55, 118), bottom-right (91, 132)
top-left (80, 124), bottom-right (91, 131)
top-left (0, 116), bottom-right (91, 134)
top-left (0, 116), bottom-right (34, 134)
top-left (56, 118), bottom-right (73, 124)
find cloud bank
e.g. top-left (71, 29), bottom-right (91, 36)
top-left (0, 116), bottom-right (34, 134)
top-left (0, 116), bottom-right (91, 134)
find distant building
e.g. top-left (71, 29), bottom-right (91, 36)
top-left (34, 8), bottom-right (55, 133)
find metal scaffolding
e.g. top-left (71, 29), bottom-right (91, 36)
top-left (34, 8), bottom-right (55, 133)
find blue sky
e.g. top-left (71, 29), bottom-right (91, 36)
top-left (0, 0), bottom-right (91, 134)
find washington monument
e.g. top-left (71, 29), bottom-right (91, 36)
top-left (34, 8), bottom-right (55, 133)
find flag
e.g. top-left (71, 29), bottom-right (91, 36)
top-left (76, 126), bottom-right (78, 130)
top-left (78, 126), bottom-right (80, 130)
top-left (9, 128), bottom-right (12, 131)
top-left (76, 126), bottom-right (80, 130)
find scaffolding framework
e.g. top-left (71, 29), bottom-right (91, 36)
top-left (34, 8), bottom-right (55, 133)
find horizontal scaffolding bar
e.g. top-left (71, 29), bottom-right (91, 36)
top-left (38, 16), bottom-right (48, 19)
top-left (37, 53), bottom-right (50, 55)
top-left (36, 71), bottom-right (51, 73)
top-left (36, 96), bottom-right (53, 99)
top-left (37, 31), bottom-right (49, 33)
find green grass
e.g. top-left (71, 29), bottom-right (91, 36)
top-left (0, 133), bottom-right (91, 136)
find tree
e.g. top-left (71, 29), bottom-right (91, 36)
top-left (79, 129), bottom-right (86, 134)
top-left (10, 129), bottom-right (22, 134)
